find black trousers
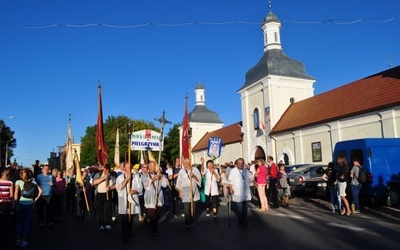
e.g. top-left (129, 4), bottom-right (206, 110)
top-left (95, 192), bottom-right (112, 226)
top-left (37, 195), bottom-right (54, 224)
top-left (146, 207), bottom-right (160, 233)
top-left (170, 186), bottom-right (183, 216)
top-left (269, 178), bottom-right (279, 207)
top-left (183, 202), bottom-right (195, 226)
top-left (119, 214), bottom-right (133, 239)
top-left (205, 194), bottom-right (219, 215)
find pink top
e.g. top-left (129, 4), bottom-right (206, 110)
top-left (256, 165), bottom-right (268, 185)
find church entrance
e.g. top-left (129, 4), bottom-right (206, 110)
top-left (254, 146), bottom-right (266, 160)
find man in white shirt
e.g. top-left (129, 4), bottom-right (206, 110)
top-left (228, 158), bottom-right (254, 228)
top-left (176, 158), bottom-right (202, 231)
top-left (115, 162), bottom-right (142, 242)
top-left (142, 161), bottom-right (168, 237)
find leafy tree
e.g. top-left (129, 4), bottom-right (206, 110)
top-left (80, 115), bottom-right (159, 167)
top-left (163, 123), bottom-right (180, 165)
top-left (0, 120), bottom-right (16, 167)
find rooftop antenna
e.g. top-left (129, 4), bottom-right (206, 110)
top-left (388, 54), bottom-right (392, 68)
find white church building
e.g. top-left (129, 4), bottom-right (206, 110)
top-left (188, 7), bottom-right (400, 165)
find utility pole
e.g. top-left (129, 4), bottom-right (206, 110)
top-left (154, 111), bottom-right (172, 168)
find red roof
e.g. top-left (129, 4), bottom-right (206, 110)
top-left (192, 122), bottom-right (243, 151)
top-left (271, 66), bottom-right (400, 135)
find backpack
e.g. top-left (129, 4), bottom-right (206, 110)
top-left (356, 166), bottom-right (367, 184)
top-left (21, 181), bottom-right (38, 199)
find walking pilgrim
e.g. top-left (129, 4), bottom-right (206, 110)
top-left (176, 158), bottom-right (202, 232)
top-left (92, 164), bottom-right (116, 231)
top-left (201, 158), bottom-right (221, 220)
top-left (142, 161), bottom-right (168, 237)
top-left (228, 158), bottom-right (254, 228)
top-left (116, 162), bottom-right (142, 242)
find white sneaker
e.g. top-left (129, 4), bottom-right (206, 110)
top-left (105, 225), bottom-right (112, 230)
top-left (99, 226), bottom-right (105, 231)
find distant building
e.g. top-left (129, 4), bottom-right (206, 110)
top-left (57, 143), bottom-right (81, 170)
top-left (180, 82), bottom-right (224, 161)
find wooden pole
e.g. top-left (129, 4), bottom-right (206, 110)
top-left (83, 188), bottom-right (91, 218)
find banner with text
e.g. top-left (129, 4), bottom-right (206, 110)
top-left (131, 130), bottom-right (162, 151)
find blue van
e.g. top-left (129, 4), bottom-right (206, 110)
top-left (332, 138), bottom-right (400, 206)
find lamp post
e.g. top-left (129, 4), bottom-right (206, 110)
top-left (5, 138), bottom-right (15, 167)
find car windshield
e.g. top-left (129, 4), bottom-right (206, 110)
top-left (290, 166), bottom-right (311, 174)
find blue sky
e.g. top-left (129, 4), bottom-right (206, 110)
top-left (1, 0), bottom-right (399, 166)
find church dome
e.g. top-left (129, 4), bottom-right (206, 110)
top-left (263, 11), bottom-right (280, 24)
top-left (189, 105), bottom-right (223, 124)
top-left (195, 83), bottom-right (205, 89)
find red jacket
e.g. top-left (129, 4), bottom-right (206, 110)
top-left (269, 163), bottom-right (278, 179)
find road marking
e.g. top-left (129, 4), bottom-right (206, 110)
top-left (275, 213), bottom-right (305, 220)
top-left (327, 223), bottom-right (366, 232)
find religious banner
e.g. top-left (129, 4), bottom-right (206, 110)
top-left (131, 130), bottom-right (161, 151)
top-left (207, 137), bottom-right (222, 159)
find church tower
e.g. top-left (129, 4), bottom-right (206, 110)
top-left (238, 4), bottom-right (316, 162)
top-left (180, 82), bottom-right (224, 158)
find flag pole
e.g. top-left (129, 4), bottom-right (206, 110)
top-left (74, 153), bottom-right (90, 217)
top-left (127, 122), bottom-right (134, 222)
top-left (181, 93), bottom-right (193, 216)
top-left (96, 83), bottom-right (109, 200)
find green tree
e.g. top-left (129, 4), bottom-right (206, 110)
top-left (163, 123), bottom-right (180, 165)
top-left (0, 120), bottom-right (16, 167)
top-left (80, 115), bottom-right (159, 167)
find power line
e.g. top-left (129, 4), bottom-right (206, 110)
top-left (0, 17), bottom-right (398, 29)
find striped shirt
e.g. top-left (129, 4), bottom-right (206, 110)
top-left (0, 180), bottom-right (13, 202)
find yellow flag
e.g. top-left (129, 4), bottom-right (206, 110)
top-left (74, 154), bottom-right (83, 185)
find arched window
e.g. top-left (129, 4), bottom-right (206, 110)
top-left (253, 108), bottom-right (260, 130)
top-left (284, 153), bottom-right (289, 165)
top-left (274, 32), bottom-right (278, 42)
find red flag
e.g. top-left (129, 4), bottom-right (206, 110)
top-left (96, 84), bottom-right (108, 166)
top-left (181, 96), bottom-right (190, 159)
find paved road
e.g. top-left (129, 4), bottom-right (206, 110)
top-left (3, 195), bottom-right (400, 250)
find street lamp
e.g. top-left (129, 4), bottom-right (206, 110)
top-left (5, 138), bottom-right (15, 167)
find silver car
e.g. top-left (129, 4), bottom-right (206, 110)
top-left (288, 164), bottom-right (327, 194)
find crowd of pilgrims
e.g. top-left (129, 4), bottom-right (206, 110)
top-left (0, 156), bottom-right (291, 246)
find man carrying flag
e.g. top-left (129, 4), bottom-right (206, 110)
top-left (176, 95), bottom-right (202, 231)
top-left (176, 158), bottom-right (201, 232)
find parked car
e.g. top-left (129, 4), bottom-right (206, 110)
top-left (284, 164), bottom-right (310, 174)
top-left (304, 176), bottom-right (329, 198)
top-left (288, 165), bottom-right (327, 194)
